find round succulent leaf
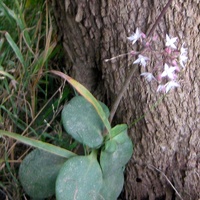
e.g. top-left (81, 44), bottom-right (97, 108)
top-left (100, 125), bottom-right (133, 176)
top-left (56, 152), bottom-right (103, 200)
top-left (62, 96), bottom-right (109, 148)
top-left (19, 149), bottom-right (67, 199)
top-left (99, 168), bottom-right (124, 200)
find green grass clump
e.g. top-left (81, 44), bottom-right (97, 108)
top-left (0, 0), bottom-right (72, 199)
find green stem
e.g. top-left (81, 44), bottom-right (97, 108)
top-left (89, 150), bottom-right (98, 159)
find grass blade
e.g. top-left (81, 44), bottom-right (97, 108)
top-left (32, 41), bottom-right (57, 74)
top-left (5, 32), bottom-right (25, 67)
top-left (0, 69), bottom-right (15, 80)
top-left (50, 70), bottom-right (111, 133)
top-left (0, 130), bottom-right (76, 159)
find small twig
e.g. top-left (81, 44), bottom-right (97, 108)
top-left (148, 164), bottom-right (184, 200)
top-left (105, 51), bottom-right (135, 62)
top-left (109, 0), bottom-right (174, 123)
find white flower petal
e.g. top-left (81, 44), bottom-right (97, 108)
top-left (179, 43), bottom-right (188, 68)
top-left (140, 72), bottom-right (156, 82)
top-left (127, 28), bottom-right (142, 45)
top-left (133, 54), bottom-right (149, 67)
top-left (157, 85), bottom-right (165, 93)
top-left (165, 81), bottom-right (180, 93)
top-left (180, 45), bottom-right (187, 55)
top-left (161, 64), bottom-right (177, 79)
top-left (179, 54), bottom-right (188, 68)
top-left (165, 34), bottom-right (178, 49)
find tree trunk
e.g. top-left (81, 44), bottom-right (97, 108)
top-left (52, 0), bottom-right (200, 199)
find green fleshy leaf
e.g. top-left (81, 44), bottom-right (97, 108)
top-left (100, 124), bottom-right (133, 176)
top-left (19, 149), bottom-right (67, 199)
top-left (56, 151), bottom-right (103, 200)
top-left (50, 70), bottom-right (111, 133)
top-left (100, 168), bottom-right (124, 200)
top-left (62, 96), bottom-right (109, 148)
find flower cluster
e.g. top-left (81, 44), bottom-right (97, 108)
top-left (128, 28), bottom-right (188, 93)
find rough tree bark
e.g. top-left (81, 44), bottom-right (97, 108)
top-left (52, 0), bottom-right (200, 199)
